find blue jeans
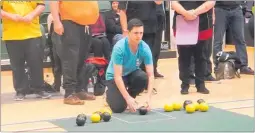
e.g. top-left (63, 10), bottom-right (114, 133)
top-left (112, 34), bottom-right (123, 45)
top-left (213, 6), bottom-right (248, 67)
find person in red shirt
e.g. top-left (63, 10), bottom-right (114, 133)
top-left (90, 14), bottom-right (111, 60)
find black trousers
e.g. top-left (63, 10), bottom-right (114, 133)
top-left (51, 32), bottom-right (63, 90)
top-left (91, 37), bottom-right (111, 60)
top-left (190, 38), bottom-right (212, 77)
top-left (153, 26), bottom-right (163, 73)
top-left (248, 15), bottom-right (254, 40)
top-left (59, 20), bottom-right (91, 97)
top-left (141, 33), bottom-right (156, 70)
top-left (177, 40), bottom-right (207, 89)
top-left (106, 69), bottom-right (148, 113)
top-left (5, 37), bottom-right (44, 94)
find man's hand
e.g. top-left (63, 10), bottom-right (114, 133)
top-left (154, 0), bottom-right (163, 5)
top-left (54, 20), bottom-right (64, 35)
top-left (21, 14), bottom-right (34, 23)
top-left (144, 96), bottom-right (151, 111)
top-left (126, 96), bottom-right (138, 112)
top-left (184, 9), bottom-right (197, 21)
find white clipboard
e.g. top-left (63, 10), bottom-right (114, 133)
top-left (176, 15), bottom-right (199, 45)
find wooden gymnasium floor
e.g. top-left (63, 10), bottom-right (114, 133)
top-left (1, 45), bottom-right (254, 132)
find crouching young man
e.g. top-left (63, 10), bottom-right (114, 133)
top-left (105, 18), bottom-right (154, 113)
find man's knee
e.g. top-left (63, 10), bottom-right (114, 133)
top-left (109, 105), bottom-right (126, 113)
top-left (105, 84), bottom-right (127, 113)
top-left (106, 97), bottom-right (126, 113)
top-left (130, 70), bottom-right (148, 92)
top-left (133, 70), bottom-right (148, 83)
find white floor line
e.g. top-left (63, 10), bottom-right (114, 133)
top-left (111, 115), bottom-right (130, 124)
top-left (151, 110), bottom-right (176, 119)
top-left (128, 117), bottom-right (176, 124)
top-left (223, 105), bottom-right (254, 110)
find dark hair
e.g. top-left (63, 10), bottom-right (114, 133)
top-left (127, 18), bottom-right (144, 31)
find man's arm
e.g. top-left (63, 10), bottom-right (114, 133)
top-left (113, 65), bottom-right (130, 100)
top-left (143, 44), bottom-right (154, 102)
top-left (145, 64), bottom-right (154, 99)
top-left (1, 10), bottom-right (16, 20)
top-left (193, 1), bottom-right (216, 16)
top-left (49, 1), bottom-right (60, 23)
top-left (171, 1), bottom-right (188, 16)
top-left (26, 3), bottom-right (45, 19)
top-left (118, 1), bottom-right (128, 35)
top-left (111, 46), bottom-right (131, 101)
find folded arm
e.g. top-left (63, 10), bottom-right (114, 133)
top-left (171, 1), bottom-right (188, 16)
top-left (194, 1), bottom-right (216, 16)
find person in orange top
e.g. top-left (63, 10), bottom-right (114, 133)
top-left (1, 1), bottom-right (51, 101)
top-left (50, 1), bottom-right (99, 105)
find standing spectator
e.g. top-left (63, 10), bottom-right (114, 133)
top-left (153, 2), bottom-right (166, 78)
top-left (189, 8), bottom-right (217, 84)
top-left (1, 1), bottom-right (51, 100)
top-left (172, 1), bottom-right (215, 94)
top-left (118, 1), bottom-right (164, 78)
top-left (213, 1), bottom-right (254, 75)
top-left (50, 1), bottom-right (99, 105)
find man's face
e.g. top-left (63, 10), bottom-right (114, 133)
top-left (128, 26), bottom-right (144, 44)
top-left (112, 1), bottom-right (119, 11)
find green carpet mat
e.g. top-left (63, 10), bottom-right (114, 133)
top-left (50, 107), bottom-right (254, 132)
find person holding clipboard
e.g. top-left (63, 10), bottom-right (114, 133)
top-left (171, 1), bottom-right (215, 95)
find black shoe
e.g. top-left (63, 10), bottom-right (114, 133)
top-left (181, 88), bottom-right (189, 95)
top-left (196, 83), bottom-right (210, 94)
top-left (155, 72), bottom-right (164, 78)
top-left (51, 83), bottom-right (61, 92)
top-left (240, 66), bottom-right (254, 75)
top-left (14, 93), bottom-right (26, 101)
top-left (197, 87), bottom-right (210, 94)
top-left (181, 83), bottom-right (189, 95)
top-left (35, 91), bottom-right (52, 99)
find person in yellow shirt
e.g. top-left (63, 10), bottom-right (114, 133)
top-left (50, 1), bottom-right (99, 105)
top-left (1, 1), bottom-right (51, 100)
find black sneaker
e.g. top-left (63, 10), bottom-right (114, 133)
top-left (197, 87), bottom-right (210, 94)
top-left (35, 91), bottom-right (52, 99)
top-left (240, 66), bottom-right (254, 75)
top-left (181, 83), bottom-right (189, 95)
top-left (14, 93), bottom-right (26, 101)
